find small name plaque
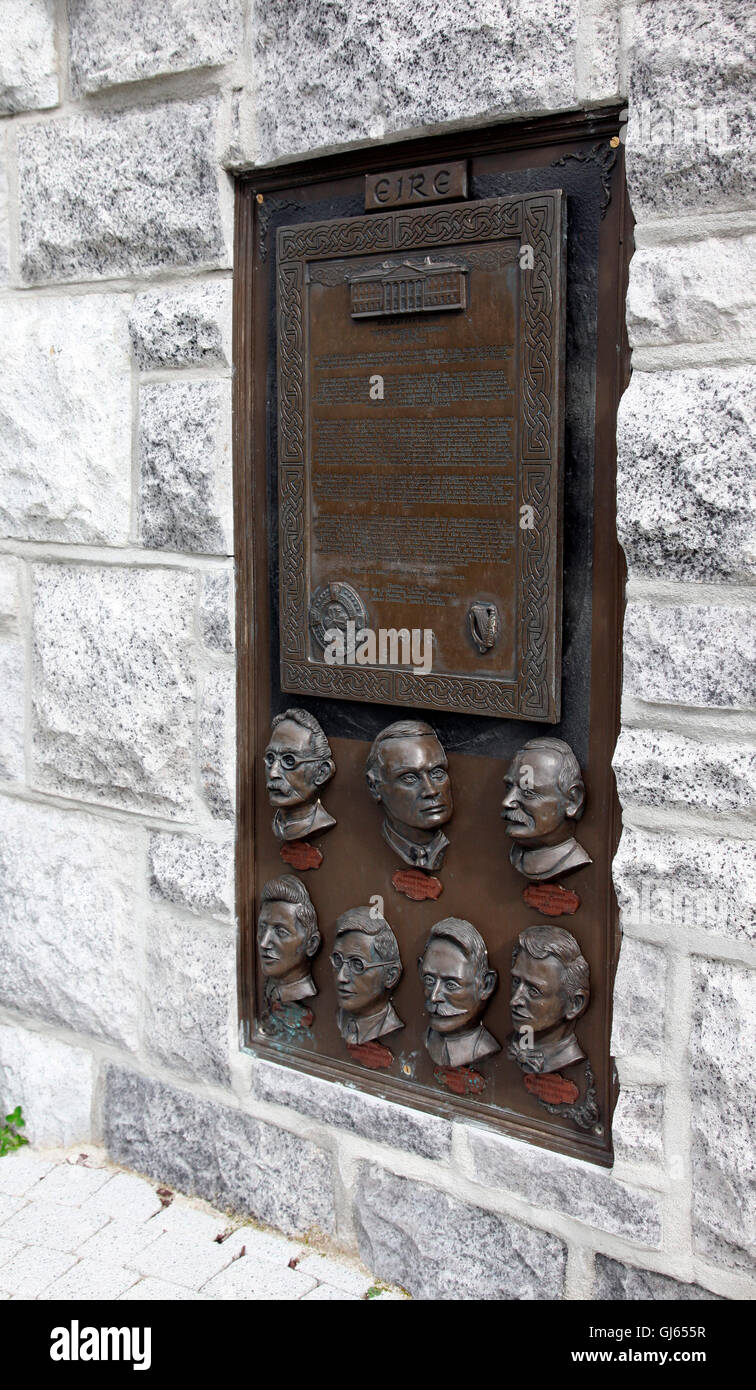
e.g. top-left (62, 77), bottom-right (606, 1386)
top-left (365, 161), bottom-right (467, 211)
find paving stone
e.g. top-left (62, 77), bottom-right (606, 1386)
top-left (199, 669), bottom-right (235, 820)
top-left (38, 1258), bottom-right (140, 1301)
top-left (201, 1255), bottom-right (317, 1299)
top-left (0, 1245), bottom-right (76, 1298)
top-left (69, 0), bottom-right (242, 95)
top-left (595, 1255), bottom-right (724, 1301)
top-left (465, 1129), bottom-right (662, 1245)
top-left (611, 938), bottom-right (667, 1059)
top-left (355, 1163), bottom-right (566, 1300)
top-left (0, 1150), bottom-right (55, 1196)
top-left (18, 98), bottom-right (228, 285)
top-left (613, 727), bottom-right (756, 818)
top-left (0, 0), bottom-right (58, 114)
top-left (0, 1236), bottom-right (24, 1265)
top-left (0, 637), bottom-right (24, 781)
top-left (128, 1232), bottom-right (236, 1290)
top-left (32, 564), bottom-right (197, 819)
top-left (148, 1202), bottom-right (229, 1244)
top-left (255, 1059), bottom-right (452, 1160)
top-left (296, 1251), bottom-right (373, 1297)
top-left (143, 912), bottom-right (234, 1086)
top-left (617, 367), bottom-right (756, 584)
top-left (624, 602), bottom-right (756, 711)
top-left (138, 380), bottom-right (232, 556)
top-left (690, 956), bottom-right (756, 1271)
top-left (76, 1218), bottom-right (165, 1266)
top-left (148, 833), bottom-right (234, 919)
top-left (199, 570), bottom-right (234, 654)
top-left (302, 1283), bottom-right (361, 1301)
top-left (613, 824), bottom-right (755, 947)
top-left (0, 798), bottom-right (140, 1047)
top-left (105, 1067), bottom-right (336, 1237)
top-left (213, 1225), bottom-right (304, 1265)
top-left (0, 1193), bottom-right (26, 1223)
top-left (35, 1163), bottom-right (112, 1207)
top-left (627, 235), bottom-right (756, 349)
top-left (612, 1086), bottom-right (664, 1167)
top-left (0, 295), bottom-right (132, 544)
top-left (252, 0), bottom-right (582, 164)
top-left (1, 1199), bottom-right (108, 1253)
top-left (624, 0), bottom-right (755, 218)
top-left (120, 1277), bottom-right (210, 1300)
top-left (129, 282), bottom-right (232, 370)
top-left (81, 1172), bottom-right (165, 1225)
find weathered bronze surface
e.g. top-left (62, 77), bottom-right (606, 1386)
top-left (265, 708), bottom-right (336, 843)
top-left (235, 107), bottom-right (629, 1166)
top-left (501, 737), bottom-right (592, 881)
top-left (419, 917), bottom-right (501, 1067)
top-left (276, 191), bottom-right (566, 722)
top-left (257, 876), bottom-right (321, 1008)
top-left (365, 160), bottom-right (468, 211)
top-left (508, 924), bottom-right (590, 1074)
top-left (331, 905), bottom-right (404, 1047)
top-left (366, 720), bottom-right (452, 870)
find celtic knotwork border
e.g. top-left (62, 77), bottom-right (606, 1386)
top-left (277, 194), bottom-right (563, 721)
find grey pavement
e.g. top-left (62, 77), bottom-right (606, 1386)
top-left (0, 1145), bottom-right (409, 1302)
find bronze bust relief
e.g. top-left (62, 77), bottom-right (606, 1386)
top-left (257, 875), bottom-right (321, 1005)
top-left (366, 720), bottom-right (453, 870)
top-left (418, 917), bottom-right (500, 1067)
top-left (508, 924), bottom-right (590, 1074)
top-left (500, 737), bottom-right (592, 881)
top-left (331, 906), bottom-right (403, 1046)
top-left (264, 707), bottom-right (336, 843)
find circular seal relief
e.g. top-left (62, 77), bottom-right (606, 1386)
top-left (309, 581), bottom-right (368, 651)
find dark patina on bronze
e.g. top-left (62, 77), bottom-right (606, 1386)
top-left (276, 191), bottom-right (566, 721)
top-left (508, 924), bottom-right (590, 1075)
top-left (365, 160), bottom-right (468, 210)
top-left (501, 737), bottom-right (592, 882)
top-left (419, 917), bottom-right (500, 1069)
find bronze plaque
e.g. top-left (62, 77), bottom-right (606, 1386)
top-left (277, 192), bottom-right (566, 721)
top-left (365, 161), bottom-right (468, 210)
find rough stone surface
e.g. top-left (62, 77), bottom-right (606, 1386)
top-left (0, 139), bottom-right (9, 283)
top-left (690, 956), bottom-right (756, 1271)
top-left (32, 564), bottom-right (197, 818)
top-left (624, 602), bottom-right (756, 711)
top-left (0, 797), bottom-right (140, 1047)
top-left (148, 832), bottom-right (234, 919)
top-left (199, 570), bottom-right (234, 654)
top-left (143, 912), bottom-right (234, 1085)
top-left (627, 236), bottom-right (756, 348)
top-left (355, 1163), bottom-right (566, 1299)
top-left (199, 669), bottom-right (235, 820)
top-left (0, 1024), bottom-right (94, 1146)
top-left (254, 1059), bottom-right (452, 1159)
top-left (0, 1246), bottom-right (76, 1299)
top-left (68, 0), bottom-right (242, 96)
top-left (466, 1128), bottom-right (662, 1244)
top-left (613, 824), bottom-right (756, 946)
top-left (0, 636), bottom-right (24, 781)
top-left (625, 0), bottom-right (756, 218)
top-left (138, 381), bottom-right (232, 555)
top-left (129, 281), bottom-right (232, 371)
top-left (0, 296), bottom-right (132, 544)
top-left (252, 0), bottom-right (581, 163)
top-left (612, 1086), bottom-right (664, 1167)
top-left (0, 0), bottom-right (58, 114)
top-left (617, 368), bottom-right (756, 584)
top-left (0, 556), bottom-right (22, 630)
top-left (104, 1067), bottom-right (336, 1237)
top-left (17, 98), bottom-right (228, 285)
top-left (595, 1256), bottom-right (723, 1300)
top-left (613, 727), bottom-right (756, 819)
top-left (611, 938), bottom-right (667, 1060)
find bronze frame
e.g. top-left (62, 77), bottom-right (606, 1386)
top-left (234, 106), bottom-right (630, 1167)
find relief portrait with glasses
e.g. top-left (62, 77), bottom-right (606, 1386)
top-left (264, 707), bottom-right (336, 842)
top-left (330, 906), bottom-right (404, 1046)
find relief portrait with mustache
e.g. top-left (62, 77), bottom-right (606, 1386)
top-left (418, 917), bottom-right (500, 1068)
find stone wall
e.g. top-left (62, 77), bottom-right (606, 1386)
top-left (0, 0), bottom-right (753, 1300)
